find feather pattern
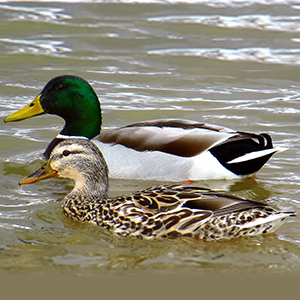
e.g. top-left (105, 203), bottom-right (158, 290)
top-left (98, 119), bottom-right (253, 157)
top-left (20, 139), bottom-right (295, 241)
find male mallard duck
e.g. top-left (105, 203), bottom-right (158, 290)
top-left (19, 138), bottom-right (295, 240)
top-left (5, 75), bottom-right (283, 181)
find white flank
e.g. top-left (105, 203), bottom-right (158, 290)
top-left (94, 141), bottom-right (238, 181)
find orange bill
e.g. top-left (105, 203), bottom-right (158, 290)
top-left (19, 160), bottom-right (58, 185)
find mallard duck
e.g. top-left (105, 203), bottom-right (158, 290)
top-left (5, 75), bottom-right (283, 181)
top-left (19, 138), bottom-right (295, 240)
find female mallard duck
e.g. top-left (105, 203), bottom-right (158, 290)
top-left (6, 75), bottom-right (283, 181)
top-left (19, 138), bottom-right (294, 240)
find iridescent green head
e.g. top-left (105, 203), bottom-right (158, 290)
top-left (5, 75), bottom-right (102, 139)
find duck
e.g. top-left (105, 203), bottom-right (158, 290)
top-left (5, 75), bottom-right (283, 181)
top-left (19, 138), bottom-right (295, 240)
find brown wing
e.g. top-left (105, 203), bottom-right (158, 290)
top-left (180, 191), bottom-right (266, 217)
top-left (115, 184), bottom-right (269, 238)
top-left (97, 119), bottom-right (240, 157)
top-left (125, 184), bottom-right (266, 216)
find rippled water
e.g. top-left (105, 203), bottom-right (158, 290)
top-left (0, 0), bottom-right (300, 277)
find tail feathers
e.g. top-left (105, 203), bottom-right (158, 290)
top-left (227, 147), bottom-right (286, 164)
top-left (240, 211), bottom-right (295, 233)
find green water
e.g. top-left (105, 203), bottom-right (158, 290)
top-left (0, 1), bottom-right (300, 277)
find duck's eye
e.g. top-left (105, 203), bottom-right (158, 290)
top-left (62, 150), bottom-right (71, 157)
top-left (56, 83), bottom-right (65, 90)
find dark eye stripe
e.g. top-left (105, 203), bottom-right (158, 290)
top-left (60, 149), bottom-right (86, 158)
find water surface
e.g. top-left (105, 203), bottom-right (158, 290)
top-left (0, 0), bottom-right (300, 277)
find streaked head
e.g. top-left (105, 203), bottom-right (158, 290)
top-left (20, 138), bottom-right (109, 196)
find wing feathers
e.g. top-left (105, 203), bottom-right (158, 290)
top-left (128, 184), bottom-right (266, 216)
top-left (115, 184), bottom-right (294, 238)
top-left (98, 119), bottom-right (238, 157)
top-left (98, 119), bottom-right (278, 161)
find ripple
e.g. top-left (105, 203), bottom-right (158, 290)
top-left (102, 93), bottom-right (195, 111)
top-left (149, 14), bottom-right (300, 33)
top-left (149, 47), bottom-right (300, 65)
top-left (0, 38), bottom-right (71, 56)
top-left (0, 223), bottom-right (32, 230)
top-left (15, 0), bottom-right (295, 7)
top-left (0, 4), bottom-right (71, 23)
top-left (0, 127), bottom-right (57, 143)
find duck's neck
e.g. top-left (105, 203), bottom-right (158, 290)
top-left (52, 90), bottom-right (102, 139)
top-left (44, 97), bottom-right (102, 159)
top-left (75, 165), bottom-right (109, 198)
top-left (62, 178), bottom-right (109, 210)
top-left (59, 111), bottom-right (102, 139)
top-left (64, 156), bottom-right (109, 204)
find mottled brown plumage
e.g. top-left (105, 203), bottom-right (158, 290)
top-left (20, 139), bottom-right (295, 241)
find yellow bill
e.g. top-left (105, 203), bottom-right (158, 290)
top-left (19, 160), bottom-right (58, 185)
top-left (4, 94), bottom-right (44, 123)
